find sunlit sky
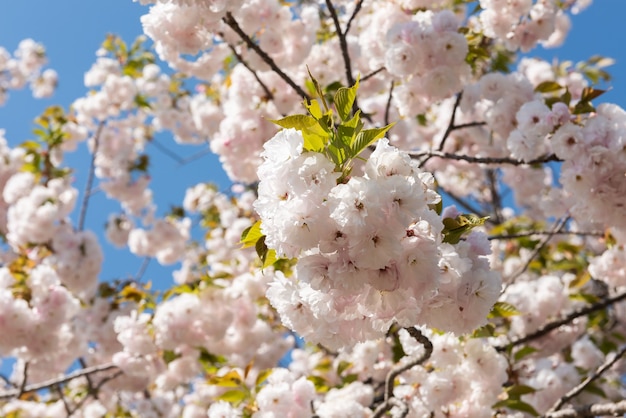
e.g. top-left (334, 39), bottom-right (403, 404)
top-left (0, 1), bottom-right (624, 285)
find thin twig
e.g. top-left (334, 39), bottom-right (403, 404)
top-left (506, 217), bottom-right (569, 283)
top-left (413, 150), bottom-right (561, 166)
top-left (487, 169), bottom-right (502, 224)
top-left (150, 138), bottom-right (185, 164)
top-left (135, 257), bottom-right (151, 283)
top-left (372, 327), bottom-right (432, 418)
top-left (547, 344), bottom-right (626, 414)
top-left (54, 384), bottom-right (72, 416)
top-left (495, 289), bottom-right (626, 353)
top-left (344, 0), bottom-right (364, 36)
top-left (69, 370), bottom-right (124, 415)
top-left (361, 67), bottom-right (385, 82)
top-left (17, 362), bottom-right (29, 397)
top-left (78, 122), bottom-right (104, 232)
top-left (438, 186), bottom-right (491, 221)
top-left (222, 12), bottom-right (310, 101)
top-left (438, 92), bottom-right (463, 152)
top-left (0, 363), bottom-right (119, 400)
top-left (384, 81), bottom-right (395, 127)
top-left (225, 40), bottom-right (275, 103)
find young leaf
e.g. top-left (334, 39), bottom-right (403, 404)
top-left (351, 123), bottom-right (395, 158)
top-left (334, 76), bottom-right (360, 122)
top-left (442, 214), bottom-right (489, 244)
top-left (241, 221), bottom-right (263, 249)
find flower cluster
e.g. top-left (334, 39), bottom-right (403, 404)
top-left (256, 128), bottom-right (500, 349)
top-left (0, 39), bottom-right (57, 105)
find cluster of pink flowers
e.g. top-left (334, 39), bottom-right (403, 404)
top-left (256, 128), bottom-right (501, 349)
top-left (0, 39), bottom-right (57, 105)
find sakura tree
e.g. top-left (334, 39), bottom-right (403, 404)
top-left (1, 0), bottom-right (626, 417)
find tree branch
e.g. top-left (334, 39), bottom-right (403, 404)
top-left (413, 150), bottom-right (562, 166)
top-left (361, 67), bottom-right (385, 82)
top-left (506, 217), bottom-right (569, 283)
top-left (438, 91), bottom-right (463, 152)
top-left (78, 122), bottom-right (104, 232)
top-left (372, 327), bottom-right (432, 418)
top-left (384, 81), bottom-right (394, 127)
top-left (225, 40), bottom-right (275, 104)
top-left (495, 289), bottom-right (626, 353)
top-left (547, 344), bottom-right (626, 414)
top-left (325, 0), bottom-right (355, 87)
top-left (488, 230), bottom-right (605, 241)
top-left (0, 363), bottom-right (119, 400)
top-left (545, 400), bottom-right (626, 418)
top-left (343, 0), bottom-right (364, 36)
top-left (222, 12), bottom-right (310, 101)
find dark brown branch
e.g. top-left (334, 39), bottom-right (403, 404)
top-left (413, 150), bottom-right (561, 166)
top-left (384, 81), bottom-right (394, 127)
top-left (487, 169), bottom-right (502, 224)
top-left (54, 384), bottom-right (71, 416)
top-left (69, 370), bottom-right (124, 415)
top-left (547, 344), bottom-right (626, 414)
top-left (438, 91), bottom-right (463, 152)
top-left (222, 12), bottom-right (310, 101)
top-left (78, 122), bottom-right (104, 232)
top-left (0, 363), bottom-right (119, 400)
top-left (361, 67), bottom-right (385, 82)
top-left (544, 400), bottom-right (626, 418)
top-left (437, 184), bottom-right (491, 221)
top-left (325, 0), bottom-right (355, 87)
top-left (17, 362), bottom-right (29, 398)
top-left (225, 41), bottom-right (275, 104)
top-left (372, 327), bottom-right (432, 418)
top-left (495, 289), bottom-right (626, 353)
top-left (344, 0), bottom-right (364, 36)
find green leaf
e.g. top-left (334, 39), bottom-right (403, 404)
top-left (269, 114), bottom-right (317, 131)
top-left (241, 221), bottom-right (263, 249)
top-left (584, 383), bottom-right (607, 398)
top-left (442, 214), bottom-right (489, 244)
top-left (307, 375), bottom-right (330, 393)
top-left (493, 399), bottom-right (539, 416)
top-left (506, 384), bottom-right (537, 397)
top-left (580, 87), bottom-right (606, 102)
top-left (351, 123), bottom-right (395, 158)
top-left (513, 346), bottom-right (538, 361)
top-left (304, 99), bottom-right (323, 119)
top-left (209, 370), bottom-right (243, 388)
top-left (255, 369), bottom-right (273, 388)
top-left (162, 350), bottom-right (181, 364)
top-left (337, 361), bottom-right (352, 375)
top-left (489, 301), bottom-right (520, 319)
top-left (334, 76), bottom-right (359, 122)
top-left (573, 100), bottom-right (595, 115)
top-left (217, 389), bottom-right (248, 404)
top-left (268, 114), bottom-right (328, 152)
top-left (535, 81), bottom-right (563, 93)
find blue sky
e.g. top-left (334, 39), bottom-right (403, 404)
top-left (0, 1), bottom-right (625, 285)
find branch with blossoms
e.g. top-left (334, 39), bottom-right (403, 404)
top-left (222, 12), bottom-right (310, 100)
top-left (544, 400), bottom-right (626, 418)
top-left (372, 328), bottom-right (433, 418)
top-left (0, 363), bottom-right (120, 400)
top-left (495, 289), bottom-right (626, 353)
top-left (547, 344), bottom-right (626, 415)
top-left (413, 149), bottom-right (561, 166)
